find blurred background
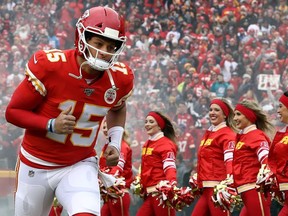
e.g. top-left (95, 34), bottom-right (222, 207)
top-left (0, 0), bottom-right (287, 215)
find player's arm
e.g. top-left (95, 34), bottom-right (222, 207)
top-left (5, 78), bottom-right (48, 130)
top-left (106, 101), bottom-right (126, 128)
top-left (103, 102), bottom-right (126, 166)
top-left (6, 76), bottom-right (76, 134)
top-left (109, 156), bottom-right (125, 177)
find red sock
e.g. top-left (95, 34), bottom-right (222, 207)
top-left (48, 206), bottom-right (63, 216)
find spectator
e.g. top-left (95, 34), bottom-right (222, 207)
top-left (210, 73), bottom-right (230, 97)
top-left (184, 89), bottom-right (199, 119)
top-left (59, 1), bottom-right (74, 26)
top-left (176, 123), bottom-right (196, 163)
top-left (237, 73), bottom-right (253, 100)
top-left (220, 52), bottom-right (238, 82)
top-left (225, 84), bottom-right (237, 106)
top-left (174, 102), bottom-right (195, 133)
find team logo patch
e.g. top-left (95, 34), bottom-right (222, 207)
top-left (84, 88), bottom-right (94, 96)
top-left (228, 141), bottom-right (235, 149)
top-left (81, 9), bottom-right (90, 20)
top-left (28, 170), bottom-right (35, 177)
top-left (104, 88), bottom-right (117, 104)
top-left (260, 141), bottom-right (269, 148)
top-left (167, 152), bottom-right (175, 160)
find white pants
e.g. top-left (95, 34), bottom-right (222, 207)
top-left (15, 157), bottom-right (100, 216)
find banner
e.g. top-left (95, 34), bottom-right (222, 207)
top-left (257, 74), bottom-right (280, 90)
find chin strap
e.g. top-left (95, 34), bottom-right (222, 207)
top-left (106, 69), bottom-right (117, 90)
top-left (69, 61), bottom-right (85, 80)
top-left (69, 61), bottom-right (117, 90)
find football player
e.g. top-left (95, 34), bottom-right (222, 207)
top-left (5, 6), bottom-right (134, 216)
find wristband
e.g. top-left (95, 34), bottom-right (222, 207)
top-left (108, 126), bottom-right (124, 153)
top-left (47, 118), bottom-right (55, 133)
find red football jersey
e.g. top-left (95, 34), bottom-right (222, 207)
top-left (174, 113), bottom-right (194, 131)
top-left (7, 49), bottom-right (134, 167)
top-left (177, 132), bottom-right (195, 161)
top-left (99, 140), bottom-right (134, 187)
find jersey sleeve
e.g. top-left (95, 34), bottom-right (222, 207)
top-left (160, 140), bottom-right (177, 183)
top-left (26, 50), bottom-right (50, 96)
top-left (111, 62), bottom-right (134, 108)
top-left (250, 131), bottom-right (270, 165)
top-left (5, 51), bottom-right (52, 130)
top-left (256, 138), bottom-right (270, 164)
top-left (223, 135), bottom-right (235, 175)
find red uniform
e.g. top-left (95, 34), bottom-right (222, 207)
top-left (7, 7), bottom-right (134, 216)
top-left (233, 128), bottom-right (270, 190)
top-left (233, 126), bottom-right (271, 216)
top-left (177, 131), bottom-right (195, 162)
top-left (49, 204), bottom-right (63, 216)
top-left (7, 49), bottom-right (134, 169)
top-left (137, 133), bottom-right (177, 216)
top-left (174, 113), bottom-right (194, 132)
top-left (100, 140), bottom-right (133, 216)
top-left (269, 126), bottom-right (288, 214)
top-left (197, 125), bottom-right (235, 188)
top-left (192, 123), bottom-right (235, 216)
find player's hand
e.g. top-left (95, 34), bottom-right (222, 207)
top-left (54, 106), bottom-right (76, 134)
top-left (103, 146), bottom-right (119, 166)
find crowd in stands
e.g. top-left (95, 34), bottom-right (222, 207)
top-left (0, 0), bottom-right (288, 199)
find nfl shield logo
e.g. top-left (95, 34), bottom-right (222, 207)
top-left (84, 88), bottom-right (94, 96)
top-left (28, 170), bottom-right (35, 177)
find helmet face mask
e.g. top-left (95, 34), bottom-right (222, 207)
top-left (75, 7), bottom-right (126, 71)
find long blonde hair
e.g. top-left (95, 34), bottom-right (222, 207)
top-left (213, 97), bottom-right (238, 132)
top-left (239, 99), bottom-right (275, 139)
